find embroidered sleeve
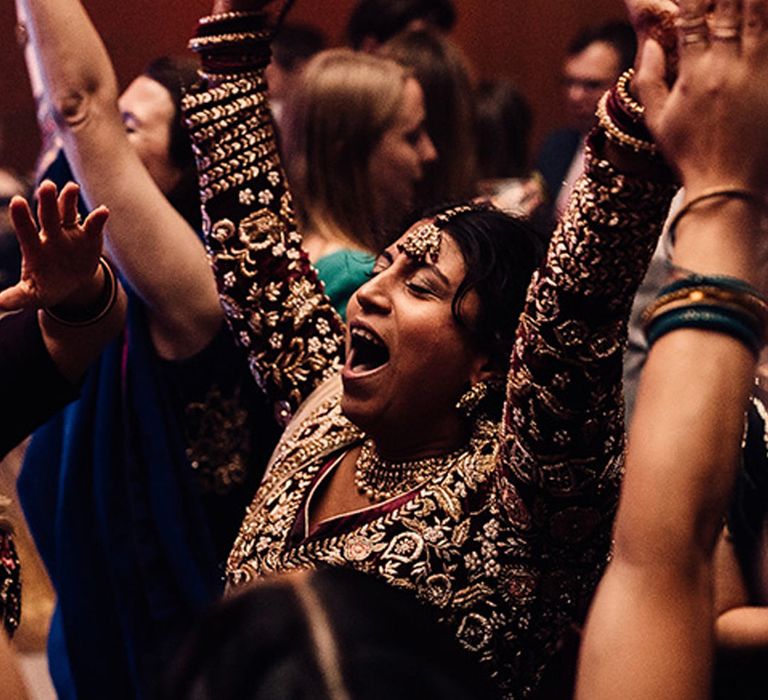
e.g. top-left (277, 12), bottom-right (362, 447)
top-left (181, 39), bottom-right (344, 422)
top-left (500, 131), bottom-right (678, 576)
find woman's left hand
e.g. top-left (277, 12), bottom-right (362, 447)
top-left (0, 180), bottom-right (109, 311)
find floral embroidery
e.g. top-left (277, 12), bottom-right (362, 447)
top-left (184, 385), bottom-right (252, 494)
top-left (238, 188), bottom-right (255, 205)
top-left (0, 529), bottom-right (20, 637)
top-left (344, 535), bottom-right (373, 562)
top-left (183, 57), bottom-right (676, 700)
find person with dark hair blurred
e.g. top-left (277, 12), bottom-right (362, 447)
top-left (266, 22), bottom-right (325, 129)
top-left (347, 0), bottom-right (456, 52)
top-left (536, 20), bottom-right (637, 223)
top-left (14, 0), bottom-right (281, 696)
top-left (474, 79), bottom-right (545, 219)
top-left (380, 28), bottom-right (478, 209)
top-left (163, 568), bottom-right (496, 700)
top-left (182, 0), bottom-right (677, 696)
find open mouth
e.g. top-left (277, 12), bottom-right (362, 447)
top-left (347, 324), bottom-right (390, 375)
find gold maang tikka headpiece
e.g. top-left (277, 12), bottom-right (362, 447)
top-left (397, 205), bottom-right (476, 264)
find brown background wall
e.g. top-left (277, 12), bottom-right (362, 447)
top-left (0, 0), bottom-right (626, 176)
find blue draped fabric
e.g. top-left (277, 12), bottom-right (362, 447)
top-left (18, 150), bottom-right (275, 698)
top-left (20, 294), bottom-right (223, 699)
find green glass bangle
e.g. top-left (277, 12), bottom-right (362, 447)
top-left (659, 273), bottom-right (761, 298)
top-left (649, 302), bottom-right (764, 335)
top-left (646, 306), bottom-right (763, 357)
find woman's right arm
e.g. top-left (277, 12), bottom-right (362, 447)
top-left (0, 181), bottom-right (126, 457)
top-left (182, 2), bottom-right (344, 418)
top-left (577, 1), bottom-right (768, 697)
top-left (16, 0), bottom-right (223, 360)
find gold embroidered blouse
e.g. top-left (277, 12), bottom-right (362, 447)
top-left (182, 22), bottom-right (677, 698)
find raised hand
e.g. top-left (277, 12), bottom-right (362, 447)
top-left (635, 0), bottom-right (768, 197)
top-left (626, 0), bottom-right (681, 80)
top-left (624, 0), bottom-right (680, 33)
top-left (0, 180), bottom-right (109, 311)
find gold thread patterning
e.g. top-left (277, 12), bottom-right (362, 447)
top-left (183, 40), bottom-right (678, 699)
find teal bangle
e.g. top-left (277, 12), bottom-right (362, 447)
top-left (652, 302), bottom-right (764, 334)
top-left (660, 273), bottom-right (761, 298)
top-left (646, 306), bottom-right (763, 357)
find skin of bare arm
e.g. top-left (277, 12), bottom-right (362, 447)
top-left (576, 1), bottom-right (768, 698)
top-left (15, 0), bottom-right (221, 361)
top-left (0, 181), bottom-right (127, 382)
top-left (0, 630), bottom-right (28, 700)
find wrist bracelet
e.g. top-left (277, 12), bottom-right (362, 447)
top-left (646, 305), bottom-right (764, 357)
top-left (643, 274), bottom-right (768, 356)
top-left (199, 10), bottom-right (265, 25)
top-left (615, 68), bottom-right (644, 120)
top-left (43, 257), bottom-right (119, 327)
top-left (596, 91), bottom-right (658, 154)
top-left (667, 188), bottom-right (767, 246)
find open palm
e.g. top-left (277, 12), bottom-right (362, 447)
top-left (0, 180), bottom-right (109, 311)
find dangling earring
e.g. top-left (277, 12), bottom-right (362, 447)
top-left (455, 381), bottom-right (489, 418)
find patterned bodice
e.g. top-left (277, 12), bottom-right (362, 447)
top-left (182, 22), bottom-right (678, 697)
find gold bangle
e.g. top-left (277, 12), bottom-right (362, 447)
top-left (615, 68), bottom-right (645, 119)
top-left (199, 10), bottom-right (264, 25)
top-left (596, 92), bottom-right (657, 154)
top-left (188, 30), bottom-right (272, 51)
top-left (667, 187), bottom-right (767, 245)
top-left (642, 286), bottom-right (768, 328)
top-left (43, 257), bottom-right (119, 327)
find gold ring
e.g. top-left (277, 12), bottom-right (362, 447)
top-left (710, 25), bottom-right (740, 41)
top-left (61, 214), bottom-right (81, 229)
top-left (681, 32), bottom-right (709, 45)
top-left (676, 15), bottom-right (708, 32)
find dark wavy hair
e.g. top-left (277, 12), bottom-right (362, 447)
top-left (160, 568), bottom-right (495, 699)
top-left (567, 20), bottom-right (637, 73)
top-left (418, 203), bottom-right (546, 373)
top-left (347, 0), bottom-right (457, 49)
top-left (142, 56), bottom-right (203, 231)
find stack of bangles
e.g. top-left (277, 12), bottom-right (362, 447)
top-left (43, 256), bottom-right (119, 327)
top-left (642, 274), bottom-right (768, 357)
top-left (189, 9), bottom-right (279, 76)
top-left (596, 68), bottom-right (658, 155)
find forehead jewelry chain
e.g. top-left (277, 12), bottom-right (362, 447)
top-left (397, 204), bottom-right (477, 264)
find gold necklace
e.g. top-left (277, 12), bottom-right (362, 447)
top-left (354, 439), bottom-right (468, 503)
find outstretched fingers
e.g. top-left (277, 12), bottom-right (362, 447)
top-left (8, 196), bottom-right (41, 262)
top-left (82, 206), bottom-right (110, 245)
top-left (36, 180), bottom-right (61, 238)
top-left (710, 0), bottom-right (743, 58)
top-left (57, 182), bottom-right (82, 232)
top-left (677, 0), bottom-right (711, 54)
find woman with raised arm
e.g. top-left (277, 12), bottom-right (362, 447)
top-left (576, 1), bottom-right (768, 698)
top-left (184, 0), bottom-right (677, 697)
top-left (1, 181), bottom-right (126, 636)
top-left (14, 0), bottom-right (281, 697)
